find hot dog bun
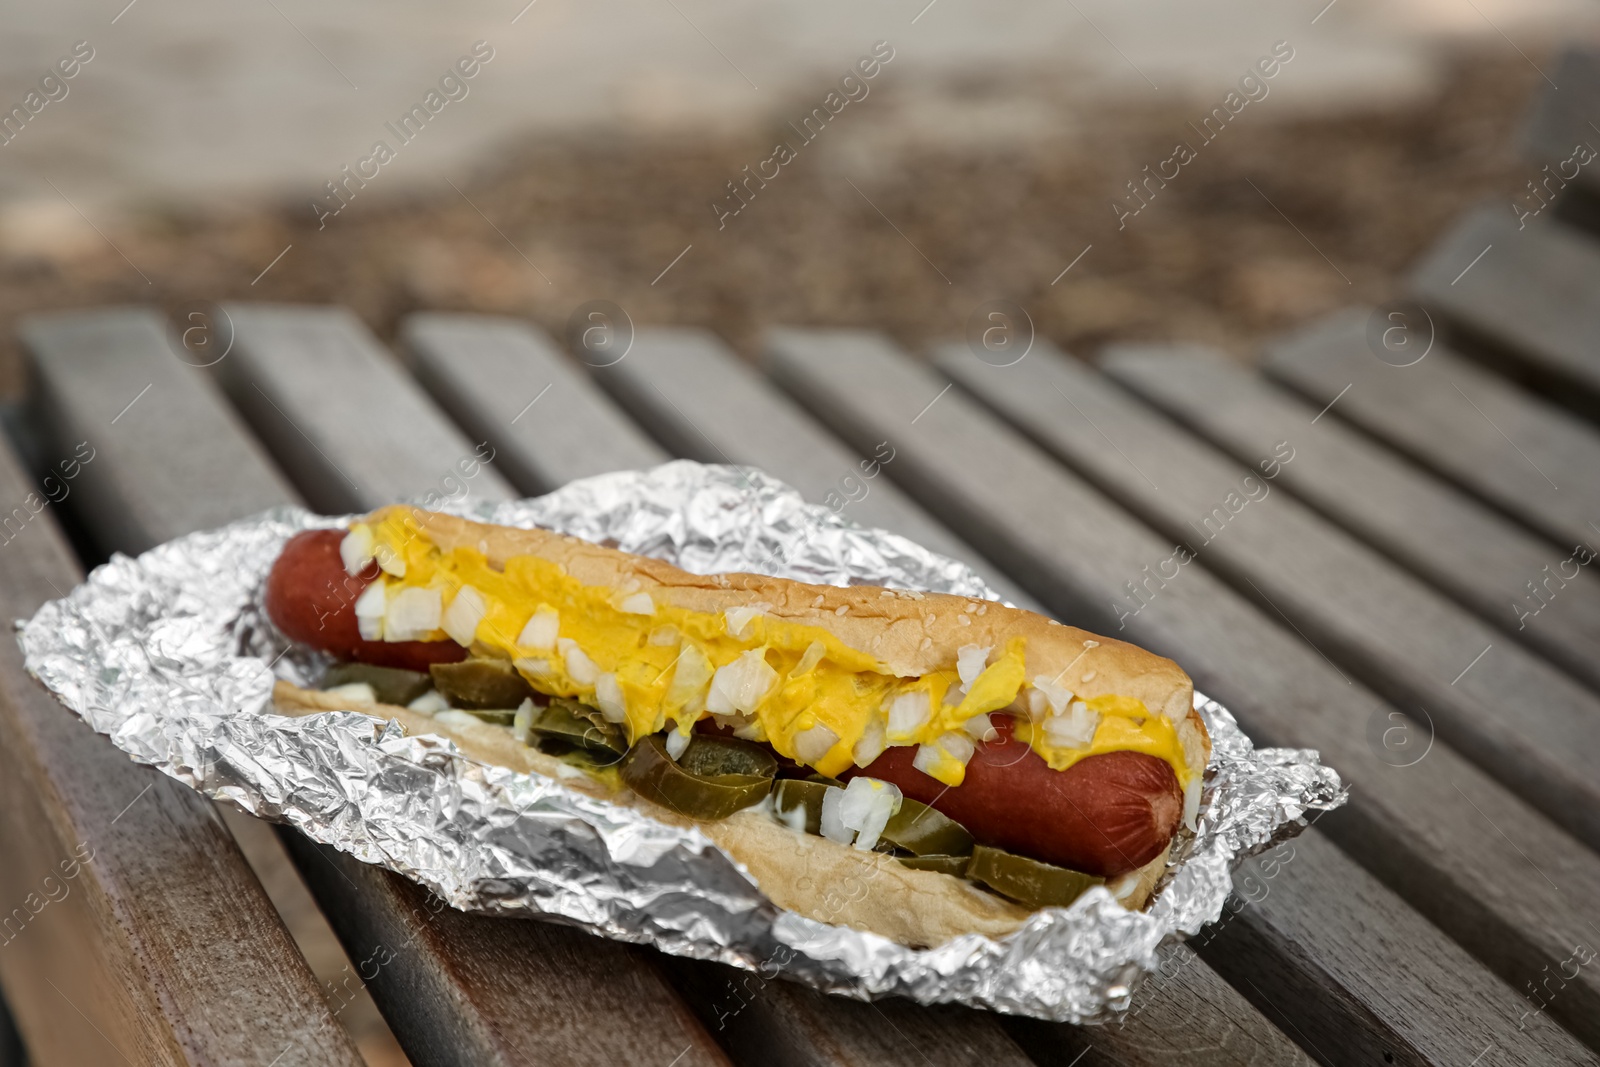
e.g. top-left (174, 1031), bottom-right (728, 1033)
top-left (393, 506), bottom-right (1203, 742)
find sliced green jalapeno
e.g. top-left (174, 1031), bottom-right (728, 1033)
top-left (322, 662), bottom-right (432, 707)
top-left (622, 734), bottom-right (775, 820)
top-left (895, 854), bottom-right (971, 876)
top-left (429, 657), bottom-right (534, 710)
top-left (966, 845), bottom-right (1103, 910)
top-left (878, 798), bottom-right (975, 857)
top-left (529, 698), bottom-right (626, 758)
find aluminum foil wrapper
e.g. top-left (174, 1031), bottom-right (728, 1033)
top-left (18, 460), bottom-right (1344, 1022)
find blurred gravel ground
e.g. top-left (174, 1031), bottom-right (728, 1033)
top-left (0, 46), bottom-right (1540, 396)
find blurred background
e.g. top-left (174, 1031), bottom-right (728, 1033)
top-left (0, 0), bottom-right (1593, 399)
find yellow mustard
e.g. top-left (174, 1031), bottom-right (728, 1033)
top-left (359, 513), bottom-right (1190, 787)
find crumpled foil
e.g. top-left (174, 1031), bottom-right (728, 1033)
top-left (18, 460), bottom-right (1344, 1022)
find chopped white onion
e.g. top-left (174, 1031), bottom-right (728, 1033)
top-left (558, 638), bottom-right (600, 686)
top-left (513, 657), bottom-right (553, 680)
top-left (517, 607), bottom-right (560, 651)
top-left (648, 625), bottom-right (680, 646)
top-left (957, 644), bottom-right (992, 688)
top-left (434, 709), bottom-right (480, 729)
top-left (852, 716), bottom-right (888, 767)
top-left (407, 689), bottom-right (449, 714)
top-left (819, 785), bottom-right (854, 845)
top-left (373, 542), bottom-right (406, 577)
top-left (1108, 870), bottom-right (1143, 902)
top-left (339, 526), bottom-right (375, 576)
top-left (1031, 675), bottom-right (1075, 716)
top-left (792, 722), bottom-right (839, 765)
top-left (837, 776), bottom-right (902, 851)
top-left (666, 644), bottom-right (714, 714)
top-left (665, 730), bottom-right (692, 761)
top-left (1024, 689), bottom-right (1047, 722)
top-left (323, 682), bottom-right (376, 705)
top-left (1183, 777), bottom-right (1203, 831)
top-left (885, 691), bottom-right (930, 742)
top-left (594, 672), bottom-right (628, 723)
top-left (706, 649), bottom-right (777, 716)
top-left (793, 640), bottom-right (827, 676)
top-left (963, 713), bottom-right (999, 743)
top-left (1042, 701), bottom-right (1100, 748)
top-left (723, 603), bottom-right (770, 639)
top-left (620, 592), bottom-right (654, 615)
top-left (512, 697), bottom-right (536, 743)
top-left (731, 716), bottom-right (768, 742)
top-left (442, 585), bottom-right (487, 647)
top-left (383, 586), bottom-right (441, 642)
top-left (912, 732), bottom-right (976, 779)
top-left (942, 683), bottom-right (967, 707)
top-left (353, 580), bottom-right (386, 640)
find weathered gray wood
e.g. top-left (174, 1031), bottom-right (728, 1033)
top-left (766, 326), bottom-right (1600, 1058)
top-left (1519, 46), bottom-right (1600, 204)
top-left (215, 303), bottom-right (516, 513)
top-left (402, 313), bottom-right (666, 493)
top-left (935, 338), bottom-right (1600, 851)
top-left (1263, 308), bottom-right (1600, 560)
top-left (1002, 942), bottom-right (1314, 1067)
top-left (589, 326), bottom-right (1042, 611)
top-left (25, 306), bottom-right (731, 1067)
top-left (401, 314), bottom-right (1045, 1067)
top-left (1196, 833), bottom-right (1595, 1067)
top-left (662, 956), bottom-right (1050, 1067)
top-left (21, 306), bottom-right (298, 556)
top-left (1410, 204), bottom-right (1600, 411)
top-left (0, 436), bottom-right (363, 1066)
top-left (1101, 346), bottom-right (1600, 693)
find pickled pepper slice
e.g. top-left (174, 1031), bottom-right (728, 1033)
top-left (322, 662), bottom-right (431, 707)
top-left (878, 798), bottom-right (975, 857)
top-left (895, 854), bottom-right (970, 876)
top-left (967, 845), bottom-right (1103, 910)
top-left (530, 698), bottom-right (626, 756)
top-left (429, 657), bottom-right (534, 709)
top-left (622, 735), bottom-right (775, 820)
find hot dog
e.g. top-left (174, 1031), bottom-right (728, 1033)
top-left (264, 506), bottom-right (1209, 943)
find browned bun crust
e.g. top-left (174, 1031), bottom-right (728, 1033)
top-left (380, 506), bottom-right (1210, 777)
top-left (273, 681), bottom-right (1173, 946)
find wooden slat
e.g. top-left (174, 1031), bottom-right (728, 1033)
top-left (21, 307), bottom-right (298, 556)
top-left (1263, 308), bottom-right (1600, 561)
top-left (215, 303), bottom-right (517, 512)
top-left (1101, 346), bottom-right (1600, 693)
top-left (661, 957), bottom-right (1071, 1067)
top-left (1410, 205), bottom-right (1600, 412)
top-left (0, 434), bottom-right (362, 1062)
top-left (25, 306), bottom-right (730, 1067)
top-left (936, 338), bottom-right (1600, 852)
top-left (590, 326), bottom-right (1043, 611)
top-left (765, 326), bottom-right (1600, 1060)
top-left (1195, 832), bottom-right (1591, 1067)
top-left (1002, 943), bottom-right (1313, 1067)
top-left (401, 314), bottom-right (1049, 1067)
top-left (1520, 46), bottom-right (1600, 204)
top-left (402, 313), bottom-right (666, 493)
